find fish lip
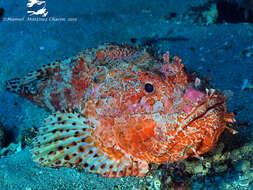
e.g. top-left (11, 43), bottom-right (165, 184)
top-left (181, 92), bottom-right (226, 128)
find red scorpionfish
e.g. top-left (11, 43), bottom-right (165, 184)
top-left (5, 44), bottom-right (236, 177)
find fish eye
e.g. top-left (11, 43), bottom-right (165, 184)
top-left (144, 83), bottom-right (154, 93)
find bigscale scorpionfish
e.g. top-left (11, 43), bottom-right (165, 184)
top-left (6, 43), bottom-right (236, 177)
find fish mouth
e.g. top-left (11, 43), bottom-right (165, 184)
top-left (179, 89), bottom-right (227, 128)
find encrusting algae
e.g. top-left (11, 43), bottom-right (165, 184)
top-left (5, 43), bottom-right (236, 177)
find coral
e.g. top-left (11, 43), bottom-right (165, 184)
top-left (234, 160), bottom-right (251, 173)
top-left (153, 177), bottom-right (162, 190)
top-left (20, 126), bottom-right (38, 148)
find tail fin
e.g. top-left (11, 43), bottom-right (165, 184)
top-left (5, 62), bottom-right (61, 95)
top-left (5, 62), bottom-right (63, 110)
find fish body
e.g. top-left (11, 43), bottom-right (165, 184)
top-left (6, 43), bottom-right (235, 177)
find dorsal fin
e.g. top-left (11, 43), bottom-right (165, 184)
top-left (31, 111), bottom-right (149, 177)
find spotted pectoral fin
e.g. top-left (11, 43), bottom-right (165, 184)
top-left (5, 61), bottom-right (61, 97)
top-left (31, 111), bottom-right (149, 177)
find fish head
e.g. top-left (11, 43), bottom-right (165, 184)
top-left (90, 52), bottom-right (235, 163)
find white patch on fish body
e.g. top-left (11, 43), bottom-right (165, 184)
top-left (122, 81), bottom-right (127, 91)
top-left (152, 112), bottom-right (167, 135)
top-left (140, 96), bottom-right (146, 105)
top-left (152, 100), bottom-right (164, 112)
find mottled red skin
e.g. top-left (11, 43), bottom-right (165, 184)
top-left (6, 44), bottom-right (235, 177)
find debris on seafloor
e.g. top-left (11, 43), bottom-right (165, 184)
top-left (20, 126), bottom-right (38, 148)
top-left (0, 122), bottom-right (19, 157)
top-left (242, 45), bottom-right (253, 57)
top-left (0, 122), bottom-right (37, 157)
top-left (201, 3), bottom-right (218, 25)
top-left (0, 125), bottom-right (38, 157)
top-left (0, 142), bottom-right (21, 157)
top-left (181, 2), bottom-right (218, 25)
top-left (241, 79), bottom-right (253, 90)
